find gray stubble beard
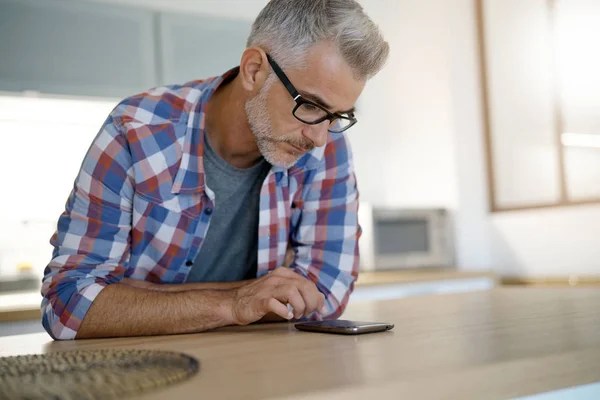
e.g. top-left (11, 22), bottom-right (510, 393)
top-left (245, 77), bottom-right (310, 168)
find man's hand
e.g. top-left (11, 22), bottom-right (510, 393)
top-left (229, 267), bottom-right (326, 325)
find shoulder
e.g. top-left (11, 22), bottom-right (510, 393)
top-left (109, 78), bottom-right (217, 127)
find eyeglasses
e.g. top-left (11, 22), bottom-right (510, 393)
top-left (266, 54), bottom-right (357, 134)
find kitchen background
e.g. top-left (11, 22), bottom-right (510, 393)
top-left (0, 0), bottom-right (599, 324)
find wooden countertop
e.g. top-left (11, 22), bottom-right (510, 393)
top-left (1, 287), bottom-right (599, 399)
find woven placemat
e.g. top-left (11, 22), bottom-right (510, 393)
top-left (0, 348), bottom-right (200, 400)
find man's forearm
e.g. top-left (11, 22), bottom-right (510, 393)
top-left (76, 283), bottom-right (234, 339)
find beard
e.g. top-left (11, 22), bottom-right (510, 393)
top-left (245, 76), bottom-right (314, 168)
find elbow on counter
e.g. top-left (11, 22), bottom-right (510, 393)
top-left (41, 300), bottom-right (72, 341)
top-left (41, 278), bottom-right (109, 341)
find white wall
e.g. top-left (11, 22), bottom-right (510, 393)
top-left (446, 0), bottom-right (494, 271)
top-left (352, 0), bottom-right (459, 209)
top-left (0, 95), bottom-right (118, 278)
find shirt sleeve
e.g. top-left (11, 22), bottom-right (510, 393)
top-left (41, 105), bottom-right (134, 340)
top-left (290, 134), bottom-right (362, 319)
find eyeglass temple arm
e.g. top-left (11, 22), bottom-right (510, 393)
top-left (266, 54), bottom-right (300, 100)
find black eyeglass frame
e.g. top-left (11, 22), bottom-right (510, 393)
top-left (266, 54), bottom-right (357, 133)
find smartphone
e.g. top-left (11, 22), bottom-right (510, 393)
top-left (294, 319), bottom-right (394, 335)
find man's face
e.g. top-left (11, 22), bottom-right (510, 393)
top-left (245, 42), bottom-right (365, 168)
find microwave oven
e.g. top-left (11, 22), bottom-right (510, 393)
top-left (357, 204), bottom-right (455, 271)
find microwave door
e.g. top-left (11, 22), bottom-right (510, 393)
top-left (360, 208), bottom-right (453, 270)
top-left (375, 217), bottom-right (430, 269)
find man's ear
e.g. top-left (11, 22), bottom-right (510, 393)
top-left (239, 47), bottom-right (270, 94)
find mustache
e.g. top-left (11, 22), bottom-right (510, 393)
top-left (276, 136), bottom-right (315, 152)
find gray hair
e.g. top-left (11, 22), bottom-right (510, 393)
top-left (247, 0), bottom-right (389, 79)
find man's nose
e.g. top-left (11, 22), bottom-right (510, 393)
top-left (302, 121), bottom-right (329, 148)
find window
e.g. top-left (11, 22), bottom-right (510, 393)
top-left (477, 0), bottom-right (600, 211)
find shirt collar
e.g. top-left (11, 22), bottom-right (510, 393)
top-left (171, 68), bottom-right (238, 194)
top-left (171, 67), bottom-right (326, 194)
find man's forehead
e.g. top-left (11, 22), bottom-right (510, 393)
top-left (289, 45), bottom-right (365, 112)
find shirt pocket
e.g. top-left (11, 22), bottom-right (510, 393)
top-left (128, 193), bottom-right (200, 281)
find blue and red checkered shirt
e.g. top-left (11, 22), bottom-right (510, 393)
top-left (41, 69), bottom-right (361, 339)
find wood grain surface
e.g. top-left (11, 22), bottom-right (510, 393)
top-left (1, 287), bottom-right (599, 399)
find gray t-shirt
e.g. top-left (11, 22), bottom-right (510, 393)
top-left (186, 133), bottom-right (271, 283)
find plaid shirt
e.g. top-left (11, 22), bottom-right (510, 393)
top-left (41, 69), bottom-right (361, 340)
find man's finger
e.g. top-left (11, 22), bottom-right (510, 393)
top-left (267, 298), bottom-right (293, 320)
top-left (294, 280), bottom-right (322, 316)
top-left (317, 293), bottom-right (326, 313)
top-left (276, 286), bottom-right (306, 319)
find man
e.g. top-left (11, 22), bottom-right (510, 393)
top-left (41, 0), bottom-right (389, 340)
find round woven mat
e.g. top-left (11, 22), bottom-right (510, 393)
top-left (0, 348), bottom-right (199, 400)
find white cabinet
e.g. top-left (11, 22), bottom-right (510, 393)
top-left (157, 13), bottom-right (251, 85)
top-left (0, 0), bottom-right (157, 98)
top-left (0, 0), bottom-right (252, 97)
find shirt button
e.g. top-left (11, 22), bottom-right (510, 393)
top-left (185, 260), bottom-right (193, 266)
top-left (204, 208), bottom-right (213, 215)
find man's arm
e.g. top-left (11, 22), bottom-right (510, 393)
top-left (290, 135), bottom-right (361, 320)
top-left (118, 279), bottom-right (289, 323)
top-left (76, 267), bottom-right (323, 339)
top-left (42, 107), bottom-right (136, 340)
top-left (76, 284), bottom-right (232, 338)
